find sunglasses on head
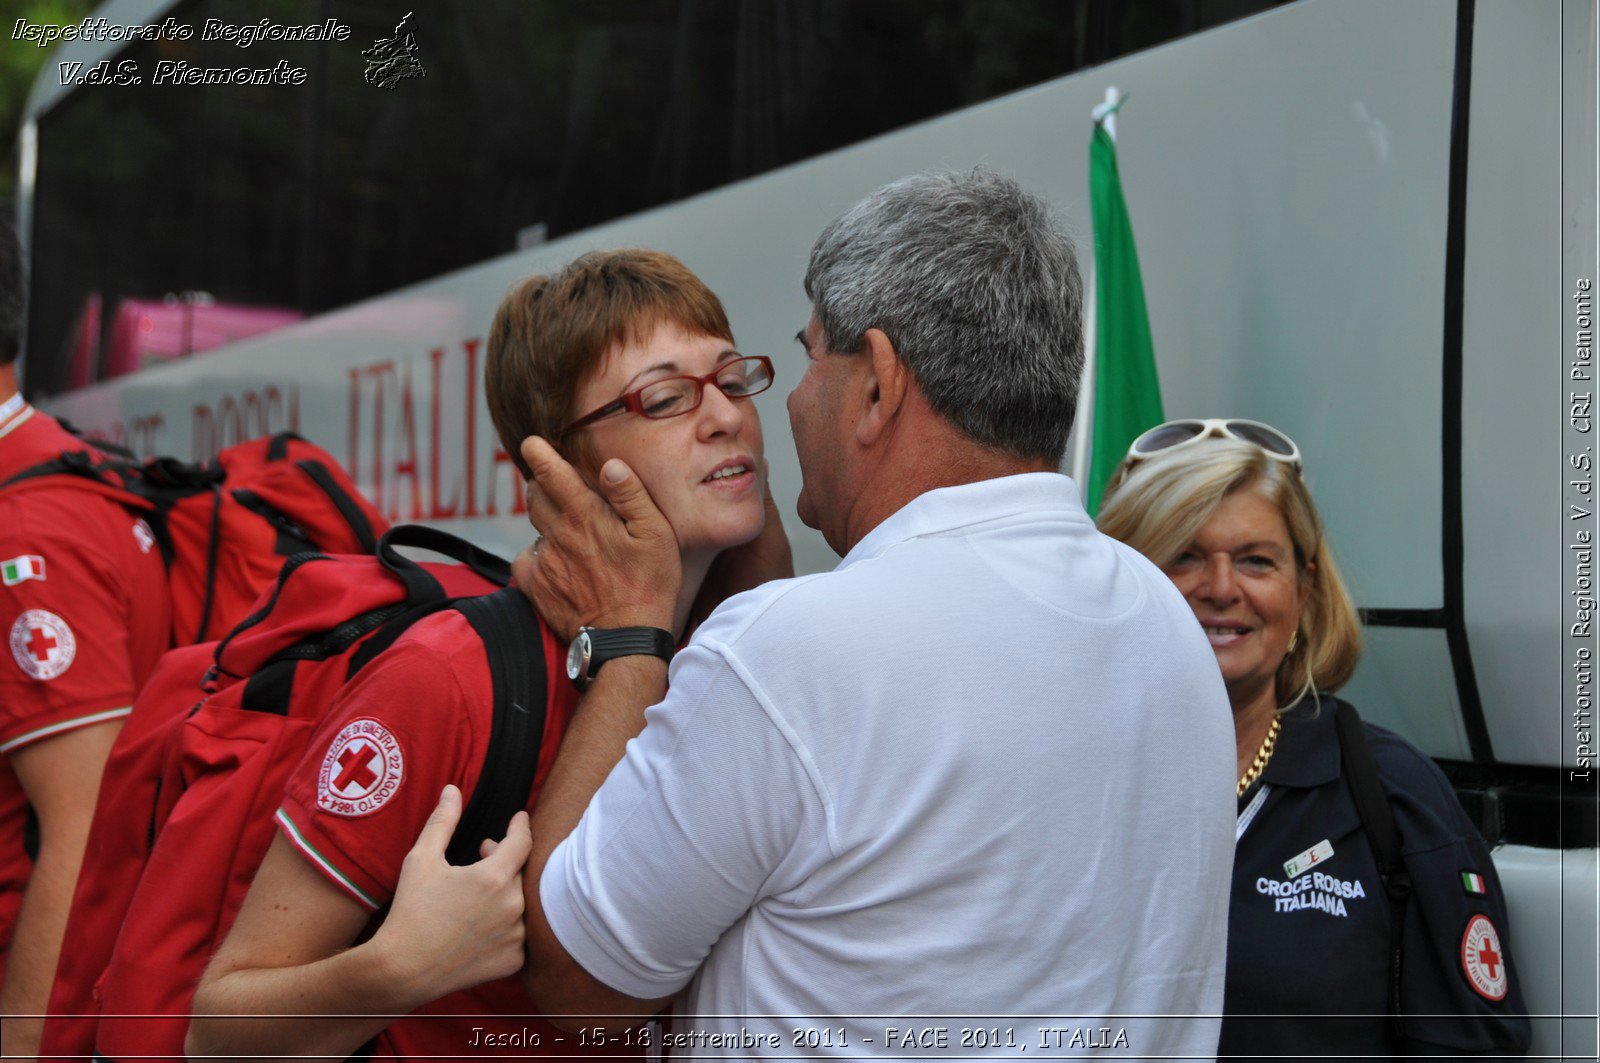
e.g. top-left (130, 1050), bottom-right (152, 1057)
top-left (1122, 418), bottom-right (1302, 470)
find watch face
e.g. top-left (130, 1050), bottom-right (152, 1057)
top-left (566, 630), bottom-right (590, 681)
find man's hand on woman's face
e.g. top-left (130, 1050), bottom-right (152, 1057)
top-left (513, 436), bottom-right (681, 641)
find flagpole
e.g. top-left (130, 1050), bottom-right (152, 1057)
top-left (1083, 84), bottom-right (1163, 516)
top-left (1069, 265), bottom-right (1095, 492)
top-left (1068, 87), bottom-right (1120, 493)
top-left (1072, 87), bottom-right (1120, 497)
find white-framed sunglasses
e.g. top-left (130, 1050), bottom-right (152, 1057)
top-left (1122, 418), bottom-right (1303, 470)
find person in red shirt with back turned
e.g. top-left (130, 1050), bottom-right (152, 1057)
top-left (0, 216), bottom-right (172, 1058)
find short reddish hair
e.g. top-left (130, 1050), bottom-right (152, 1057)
top-left (486, 249), bottom-right (734, 477)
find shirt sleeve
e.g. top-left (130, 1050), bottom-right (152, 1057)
top-left (276, 623), bottom-right (487, 910)
top-left (1379, 737), bottom-right (1532, 1054)
top-left (0, 494), bottom-right (140, 752)
top-left (539, 637), bottom-right (829, 1000)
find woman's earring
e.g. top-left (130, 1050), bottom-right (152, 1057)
top-left (1287, 630), bottom-right (1300, 654)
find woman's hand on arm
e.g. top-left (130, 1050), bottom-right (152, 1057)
top-left (373, 786), bottom-right (533, 997)
top-left (186, 787), bottom-right (533, 1063)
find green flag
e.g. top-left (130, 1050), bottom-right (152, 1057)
top-left (1086, 102), bottom-right (1163, 516)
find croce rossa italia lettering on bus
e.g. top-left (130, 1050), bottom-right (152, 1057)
top-left (342, 342), bottom-right (526, 523)
top-left (128, 340), bottom-right (529, 525)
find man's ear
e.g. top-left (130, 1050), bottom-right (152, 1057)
top-left (856, 327), bottom-right (909, 447)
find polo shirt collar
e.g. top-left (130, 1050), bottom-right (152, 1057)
top-left (1260, 695), bottom-right (1342, 788)
top-left (837, 472), bottom-right (1087, 570)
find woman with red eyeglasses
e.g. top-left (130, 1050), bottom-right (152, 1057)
top-left (1098, 419), bottom-right (1529, 1061)
top-left (189, 250), bottom-right (791, 1060)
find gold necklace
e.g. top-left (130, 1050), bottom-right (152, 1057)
top-left (1237, 715), bottom-right (1282, 797)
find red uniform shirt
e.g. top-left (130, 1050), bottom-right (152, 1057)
top-left (278, 607), bottom-right (614, 1058)
top-left (0, 403), bottom-right (170, 964)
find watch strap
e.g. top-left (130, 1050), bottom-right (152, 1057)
top-left (585, 626), bottom-right (675, 678)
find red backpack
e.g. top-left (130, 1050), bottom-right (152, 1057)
top-left (1, 430), bottom-right (387, 643)
top-left (38, 526), bottom-right (552, 1063)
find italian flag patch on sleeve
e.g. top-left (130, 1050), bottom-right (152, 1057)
top-left (1461, 871), bottom-right (1487, 895)
top-left (1, 556), bottom-right (45, 586)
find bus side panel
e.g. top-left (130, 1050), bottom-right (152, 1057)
top-left (1462, 1), bottom-right (1570, 768)
top-left (40, 0), bottom-right (1565, 770)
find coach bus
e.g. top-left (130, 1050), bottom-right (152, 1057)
top-left (13, 0), bottom-right (1598, 1055)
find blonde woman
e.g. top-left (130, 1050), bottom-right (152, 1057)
top-left (1099, 419), bottom-right (1528, 1060)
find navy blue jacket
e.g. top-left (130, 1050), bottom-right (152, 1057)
top-left (1219, 695), bottom-right (1530, 1059)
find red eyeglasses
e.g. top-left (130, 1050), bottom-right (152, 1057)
top-left (560, 355), bottom-right (775, 437)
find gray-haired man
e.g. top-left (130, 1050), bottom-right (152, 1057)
top-left (473, 169), bottom-right (1234, 1057)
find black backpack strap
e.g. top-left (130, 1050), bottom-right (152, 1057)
top-left (266, 431), bottom-right (305, 461)
top-left (377, 524), bottom-right (511, 601)
top-left (138, 454), bottom-right (224, 490)
top-left (193, 483), bottom-right (225, 643)
top-left (241, 598), bottom-right (424, 713)
top-left (239, 657), bottom-right (303, 716)
top-left (447, 588), bottom-right (548, 866)
top-left (295, 459), bottom-right (379, 553)
top-left (52, 417), bottom-right (139, 460)
top-left (1335, 700), bottom-right (1412, 1040)
top-left (0, 448), bottom-right (142, 491)
top-left (345, 598), bottom-right (461, 678)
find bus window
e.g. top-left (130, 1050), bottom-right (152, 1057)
top-left (22, 0), bottom-right (1289, 398)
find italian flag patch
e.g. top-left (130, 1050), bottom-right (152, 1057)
top-left (1, 555), bottom-right (45, 586)
top-left (1461, 871), bottom-right (1487, 895)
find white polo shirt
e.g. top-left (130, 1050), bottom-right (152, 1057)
top-left (542, 473), bottom-right (1235, 1058)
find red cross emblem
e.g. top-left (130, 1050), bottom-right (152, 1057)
top-left (10, 610), bottom-right (76, 680)
top-left (317, 719), bottom-right (405, 817)
top-left (334, 742), bottom-right (381, 792)
top-left (1460, 914), bottom-right (1508, 1001)
top-left (25, 627), bottom-right (56, 662)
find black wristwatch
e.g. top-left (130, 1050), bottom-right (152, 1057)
top-left (565, 626), bottom-right (675, 690)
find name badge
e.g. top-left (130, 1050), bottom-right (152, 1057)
top-left (1284, 839), bottom-right (1334, 878)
